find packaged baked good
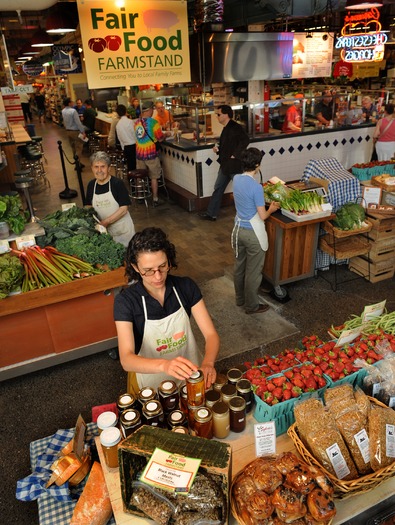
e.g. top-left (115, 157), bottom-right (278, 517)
top-left (354, 386), bottom-right (371, 422)
top-left (294, 398), bottom-right (326, 443)
top-left (324, 384), bottom-right (355, 418)
top-left (369, 405), bottom-right (395, 471)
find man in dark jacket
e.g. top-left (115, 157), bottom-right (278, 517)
top-left (199, 105), bottom-right (249, 221)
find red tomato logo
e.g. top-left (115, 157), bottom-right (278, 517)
top-left (88, 38), bottom-right (107, 53)
top-left (105, 35), bottom-right (122, 51)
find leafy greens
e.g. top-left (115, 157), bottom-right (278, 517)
top-left (0, 253), bottom-right (25, 299)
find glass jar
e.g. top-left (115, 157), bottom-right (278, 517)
top-left (186, 369), bottom-right (205, 406)
top-left (187, 404), bottom-right (202, 431)
top-left (117, 393), bottom-right (138, 414)
top-left (212, 401), bottom-right (230, 439)
top-left (97, 411), bottom-right (118, 434)
top-left (227, 368), bottom-right (243, 385)
top-left (172, 426), bottom-right (189, 434)
top-left (221, 383), bottom-right (237, 405)
top-left (100, 427), bottom-right (122, 468)
top-left (229, 396), bottom-right (246, 433)
top-left (138, 386), bottom-right (157, 406)
top-left (236, 378), bottom-right (254, 413)
top-left (167, 409), bottom-right (188, 430)
top-left (205, 389), bottom-right (221, 408)
top-left (213, 373), bottom-right (227, 392)
top-left (142, 400), bottom-right (164, 428)
top-left (158, 380), bottom-right (179, 413)
top-left (194, 407), bottom-right (213, 439)
top-left (120, 409), bottom-right (142, 438)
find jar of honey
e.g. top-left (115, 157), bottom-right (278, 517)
top-left (229, 396), bottom-right (246, 433)
top-left (187, 404), bottom-right (202, 431)
top-left (167, 409), bottom-right (188, 430)
top-left (142, 400), bottom-right (164, 428)
top-left (117, 393), bottom-right (138, 414)
top-left (138, 386), bottom-right (157, 406)
top-left (120, 409), bottom-right (142, 438)
top-left (100, 427), bottom-right (122, 468)
top-left (158, 380), bottom-right (179, 413)
top-left (212, 401), bottom-right (230, 439)
top-left (186, 370), bottom-right (205, 406)
top-left (194, 407), bottom-right (213, 439)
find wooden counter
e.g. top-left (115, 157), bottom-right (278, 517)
top-left (0, 124), bottom-right (32, 185)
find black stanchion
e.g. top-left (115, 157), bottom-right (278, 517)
top-left (74, 155), bottom-right (87, 206)
top-left (57, 140), bottom-right (78, 199)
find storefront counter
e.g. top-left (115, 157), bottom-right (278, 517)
top-left (0, 124), bottom-right (32, 186)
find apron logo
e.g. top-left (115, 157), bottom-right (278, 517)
top-left (156, 331), bottom-right (186, 353)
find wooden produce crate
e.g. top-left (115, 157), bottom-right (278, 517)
top-left (118, 426), bottom-right (232, 524)
top-left (319, 235), bottom-right (372, 259)
top-left (349, 255), bottom-right (395, 283)
top-left (366, 210), bottom-right (395, 241)
top-left (368, 241), bottom-right (395, 263)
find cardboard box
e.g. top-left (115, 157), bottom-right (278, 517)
top-left (118, 426), bottom-right (232, 523)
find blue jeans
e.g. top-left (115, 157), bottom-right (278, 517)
top-left (206, 168), bottom-right (232, 218)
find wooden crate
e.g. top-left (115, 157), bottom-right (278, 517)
top-left (349, 257), bottom-right (395, 283)
top-left (366, 210), bottom-right (395, 240)
top-left (369, 243), bottom-right (395, 262)
top-left (349, 255), bottom-right (395, 275)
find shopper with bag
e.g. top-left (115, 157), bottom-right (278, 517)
top-left (373, 103), bottom-right (395, 161)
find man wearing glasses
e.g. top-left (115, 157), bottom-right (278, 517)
top-left (199, 105), bottom-right (249, 221)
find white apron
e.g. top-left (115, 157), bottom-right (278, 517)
top-left (92, 178), bottom-right (135, 247)
top-left (136, 287), bottom-right (201, 390)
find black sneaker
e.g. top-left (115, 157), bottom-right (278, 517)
top-left (153, 200), bottom-right (161, 208)
top-left (198, 212), bottom-right (216, 221)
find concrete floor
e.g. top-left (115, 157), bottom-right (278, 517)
top-left (1, 119), bottom-right (394, 524)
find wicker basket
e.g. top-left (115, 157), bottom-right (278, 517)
top-left (319, 236), bottom-right (372, 259)
top-left (287, 397), bottom-right (395, 499)
top-left (322, 218), bottom-right (373, 239)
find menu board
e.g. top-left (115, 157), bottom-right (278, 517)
top-left (292, 33), bottom-right (333, 79)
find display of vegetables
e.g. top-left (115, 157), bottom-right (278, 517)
top-left (263, 182), bottom-right (290, 203)
top-left (330, 310), bottom-right (395, 337)
top-left (0, 194), bottom-right (28, 235)
top-left (333, 202), bottom-right (367, 231)
top-left (281, 189), bottom-right (325, 214)
top-left (37, 206), bottom-right (98, 245)
top-left (0, 253), bottom-right (25, 299)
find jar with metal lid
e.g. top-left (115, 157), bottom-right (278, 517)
top-left (205, 389), bottom-right (221, 408)
top-left (172, 426), bottom-right (189, 434)
top-left (158, 380), bottom-right (179, 413)
top-left (100, 427), bottom-right (122, 468)
top-left (213, 373), bottom-right (227, 392)
top-left (227, 368), bottom-right (243, 385)
top-left (167, 409), bottom-right (188, 430)
top-left (179, 383), bottom-right (188, 415)
top-left (194, 407), bottom-right (213, 439)
top-left (120, 409), bottom-right (142, 438)
top-left (236, 378), bottom-right (254, 413)
top-left (138, 386), bottom-right (157, 406)
top-left (97, 411), bottom-right (118, 434)
top-left (142, 400), bottom-right (164, 428)
top-left (186, 369), bottom-right (205, 406)
top-left (229, 396), bottom-right (246, 433)
top-left (211, 401), bottom-right (230, 439)
top-left (221, 383), bottom-right (237, 405)
top-left (117, 393), bottom-right (138, 414)
top-left (234, 363), bottom-right (248, 374)
top-left (187, 404), bottom-right (202, 430)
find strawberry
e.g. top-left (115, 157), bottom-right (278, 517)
top-left (273, 387), bottom-right (283, 400)
top-left (313, 366), bottom-right (323, 376)
top-left (284, 370), bottom-right (294, 379)
top-left (271, 397), bottom-right (279, 405)
top-left (305, 377), bottom-right (318, 390)
top-left (301, 369), bottom-right (313, 378)
top-left (293, 378), bottom-right (305, 389)
top-left (283, 389), bottom-right (292, 401)
top-left (291, 386), bottom-right (302, 398)
top-left (266, 382), bottom-right (275, 392)
top-left (319, 362), bottom-right (329, 371)
top-left (272, 376), bottom-right (287, 387)
top-left (317, 376), bottom-right (327, 388)
top-left (255, 384), bottom-right (267, 397)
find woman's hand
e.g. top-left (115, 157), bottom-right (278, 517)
top-left (162, 356), bottom-right (198, 381)
top-left (268, 201), bottom-right (280, 214)
top-left (200, 364), bottom-right (217, 389)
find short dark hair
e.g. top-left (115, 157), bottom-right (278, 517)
top-left (116, 104), bottom-right (127, 117)
top-left (63, 97), bottom-right (71, 107)
top-left (385, 103), bottom-right (394, 115)
top-left (125, 227), bottom-right (178, 281)
top-left (84, 98), bottom-right (93, 106)
top-left (241, 147), bottom-right (263, 172)
top-left (218, 105), bottom-right (233, 119)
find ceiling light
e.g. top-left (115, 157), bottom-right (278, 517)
top-left (17, 56), bottom-right (31, 61)
top-left (346, 1), bottom-right (383, 9)
top-left (31, 29), bottom-right (54, 47)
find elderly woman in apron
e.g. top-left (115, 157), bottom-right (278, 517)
top-left (114, 227), bottom-right (219, 394)
top-left (86, 151), bottom-right (135, 247)
top-left (231, 148), bottom-right (279, 314)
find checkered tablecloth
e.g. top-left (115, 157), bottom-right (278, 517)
top-left (16, 423), bottom-right (115, 525)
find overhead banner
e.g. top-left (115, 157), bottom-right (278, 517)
top-left (52, 44), bottom-right (83, 75)
top-left (292, 33), bottom-right (333, 79)
top-left (76, 0), bottom-right (191, 88)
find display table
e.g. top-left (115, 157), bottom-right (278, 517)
top-left (95, 420), bottom-right (395, 525)
top-left (0, 124), bottom-right (31, 186)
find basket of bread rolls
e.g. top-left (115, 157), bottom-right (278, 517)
top-left (231, 452), bottom-right (336, 525)
top-left (287, 384), bottom-right (395, 499)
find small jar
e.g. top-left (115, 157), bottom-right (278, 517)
top-left (138, 386), bottom-right (157, 406)
top-left (97, 411), bottom-right (118, 434)
top-left (120, 409), bottom-right (142, 438)
top-left (229, 396), bottom-right (246, 433)
top-left (236, 378), bottom-right (254, 413)
top-left (186, 369), bottom-right (205, 406)
top-left (227, 368), bottom-right (243, 385)
top-left (212, 401), bottom-right (230, 439)
top-left (234, 364), bottom-right (248, 374)
top-left (205, 389), bottom-right (221, 408)
top-left (167, 409), bottom-right (188, 430)
top-left (172, 426), bottom-right (189, 434)
top-left (142, 400), bottom-right (164, 428)
top-left (194, 407), bottom-right (213, 439)
top-left (179, 383), bottom-right (188, 415)
top-left (158, 380), bottom-right (179, 413)
top-left (187, 404), bottom-right (202, 430)
top-left (221, 383), bottom-right (237, 405)
top-left (117, 393), bottom-right (138, 414)
top-left (213, 373), bottom-right (227, 392)
top-left (100, 427), bottom-right (122, 468)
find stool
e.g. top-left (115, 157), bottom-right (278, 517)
top-left (127, 169), bottom-right (152, 209)
top-left (89, 132), bottom-right (101, 154)
top-left (14, 176), bottom-right (38, 221)
top-left (158, 169), bottom-right (169, 200)
top-left (98, 134), bottom-right (108, 151)
top-left (17, 145), bottom-right (49, 188)
top-left (31, 136), bottom-right (48, 164)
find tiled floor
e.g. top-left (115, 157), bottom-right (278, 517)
top-left (2, 119), bottom-right (394, 524)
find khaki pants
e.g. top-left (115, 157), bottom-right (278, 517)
top-left (66, 130), bottom-right (83, 160)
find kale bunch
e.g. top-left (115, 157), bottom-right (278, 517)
top-left (37, 206), bottom-right (97, 246)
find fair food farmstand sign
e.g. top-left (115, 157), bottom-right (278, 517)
top-left (76, 0), bottom-right (190, 89)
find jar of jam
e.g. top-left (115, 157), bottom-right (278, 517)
top-left (172, 427), bottom-right (189, 434)
top-left (142, 400), bottom-right (164, 428)
top-left (138, 386), bottom-right (157, 406)
top-left (213, 373), bottom-right (227, 392)
top-left (186, 370), bottom-right (205, 406)
top-left (167, 409), bottom-right (188, 430)
top-left (179, 383), bottom-right (188, 415)
top-left (229, 396), bottom-right (246, 433)
top-left (120, 409), bottom-right (142, 438)
top-left (100, 427), bottom-right (122, 468)
top-left (227, 368), bottom-right (243, 385)
top-left (236, 378), bottom-right (254, 413)
top-left (158, 380), bottom-right (179, 413)
top-left (187, 404), bottom-right (202, 431)
top-left (117, 393), bottom-right (138, 414)
top-left (221, 383), bottom-right (237, 405)
top-left (212, 401), bottom-right (230, 439)
top-left (194, 407), bottom-right (213, 439)
top-left (205, 389), bottom-right (221, 408)
top-left (234, 363), bottom-right (248, 374)
top-left (97, 411), bottom-right (118, 434)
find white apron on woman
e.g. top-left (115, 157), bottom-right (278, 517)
top-left (92, 178), bottom-right (135, 247)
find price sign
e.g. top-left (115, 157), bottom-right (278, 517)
top-left (254, 421), bottom-right (276, 456)
top-left (362, 300), bottom-right (386, 322)
top-left (62, 203), bottom-right (76, 211)
top-left (0, 239), bottom-right (10, 254)
top-left (15, 235), bottom-right (36, 249)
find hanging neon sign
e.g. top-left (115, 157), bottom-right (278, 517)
top-left (335, 7), bottom-right (387, 63)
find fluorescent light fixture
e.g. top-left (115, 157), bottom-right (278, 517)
top-left (346, 1), bottom-right (383, 9)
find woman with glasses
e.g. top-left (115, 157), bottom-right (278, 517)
top-left (114, 227), bottom-right (219, 394)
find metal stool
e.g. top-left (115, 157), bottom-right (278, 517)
top-left (17, 145), bottom-right (49, 187)
top-left (158, 169), bottom-right (169, 200)
top-left (31, 136), bottom-right (48, 164)
top-left (98, 134), bottom-right (108, 151)
top-left (127, 169), bottom-right (152, 208)
top-left (89, 132), bottom-right (101, 154)
top-left (14, 175), bottom-right (38, 221)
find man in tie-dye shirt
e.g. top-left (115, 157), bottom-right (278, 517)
top-left (134, 101), bottom-right (170, 207)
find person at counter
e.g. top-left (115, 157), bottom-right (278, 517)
top-left (85, 151), bottom-right (135, 247)
top-left (199, 105), bottom-right (250, 221)
top-left (153, 100), bottom-right (173, 129)
top-left (114, 227), bottom-right (219, 394)
top-left (116, 104), bottom-right (136, 172)
top-left (74, 99), bottom-right (86, 119)
top-left (232, 148), bottom-right (279, 315)
top-left (373, 103), bottom-right (395, 161)
top-left (361, 96), bottom-right (377, 122)
top-left (61, 98), bottom-right (87, 167)
top-left (82, 99), bottom-right (97, 134)
top-left (128, 97), bottom-right (141, 119)
top-left (282, 95), bottom-right (303, 134)
top-left (314, 90), bottom-right (334, 127)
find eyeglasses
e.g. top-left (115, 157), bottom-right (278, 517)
top-left (137, 261), bottom-right (170, 276)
